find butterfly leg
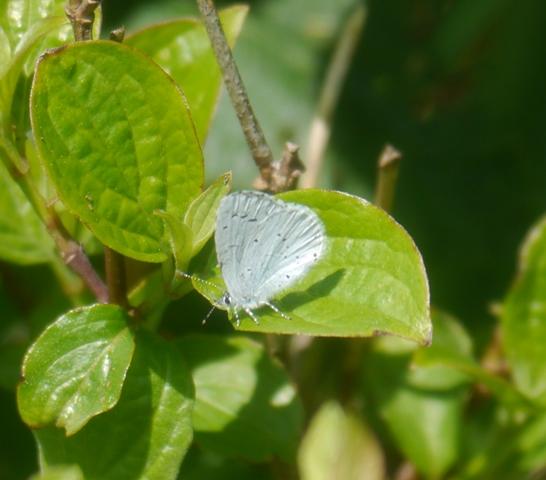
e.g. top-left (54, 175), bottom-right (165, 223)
top-left (233, 308), bottom-right (241, 327)
top-left (265, 301), bottom-right (291, 320)
top-left (243, 307), bottom-right (260, 325)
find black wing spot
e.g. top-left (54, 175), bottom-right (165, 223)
top-left (240, 213), bottom-right (248, 219)
top-left (222, 225), bottom-right (228, 230)
top-left (286, 274), bottom-right (291, 279)
top-left (248, 218), bottom-right (258, 222)
top-left (231, 213), bottom-right (238, 218)
top-left (254, 238), bottom-right (258, 243)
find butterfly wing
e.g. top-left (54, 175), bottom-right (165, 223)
top-left (215, 191), bottom-right (277, 305)
top-left (215, 192), bottom-right (325, 309)
top-left (252, 200), bottom-right (325, 303)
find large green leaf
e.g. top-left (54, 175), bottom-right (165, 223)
top-left (502, 216), bottom-right (546, 405)
top-left (126, 5), bottom-right (248, 143)
top-left (177, 334), bottom-right (303, 462)
top-left (195, 190), bottom-right (430, 343)
top-left (298, 401), bottom-right (385, 480)
top-left (30, 40), bottom-right (203, 262)
top-left (35, 331), bottom-right (194, 480)
top-left (0, 158), bottom-right (54, 264)
top-left (17, 304), bottom-right (135, 435)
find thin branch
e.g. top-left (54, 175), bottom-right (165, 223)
top-left (65, 0), bottom-right (101, 41)
top-left (104, 247), bottom-right (128, 308)
top-left (46, 212), bottom-right (109, 303)
top-left (374, 144), bottom-right (402, 212)
top-left (0, 142), bottom-right (108, 302)
top-left (253, 142), bottom-right (305, 192)
top-left (197, 0), bottom-right (275, 185)
top-left (300, 4), bottom-right (366, 189)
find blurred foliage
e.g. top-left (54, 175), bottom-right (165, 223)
top-left (2, 0), bottom-right (546, 478)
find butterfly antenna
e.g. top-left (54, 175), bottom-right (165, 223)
top-left (202, 304), bottom-right (217, 325)
top-left (175, 270), bottom-right (222, 290)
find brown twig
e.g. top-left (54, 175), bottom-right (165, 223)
top-left (104, 247), bottom-right (128, 307)
top-left (374, 144), bottom-right (402, 212)
top-left (253, 142), bottom-right (305, 192)
top-left (109, 26), bottom-right (125, 43)
top-left (300, 4), bottom-right (366, 189)
top-left (46, 213), bottom-right (109, 303)
top-left (65, 0), bottom-right (101, 41)
top-left (197, 0), bottom-right (275, 185)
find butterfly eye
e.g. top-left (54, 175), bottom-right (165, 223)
top-left (222, 293), bottom-right (231, 306)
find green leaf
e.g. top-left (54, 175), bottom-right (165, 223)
top-left (515, 413), bottom-right (546, 473)
top-left (365, 336), bottom-right (466, 479)
top-left (180, 446), bottom-right (274, 480)
top-left (30, 40), bottom-right (204, 262)
top-left (158, 210), bottom-right (194, 270)
top-left (0, 26), bottom-right (10, 72)
top-left (298, 401), bottom-right (385, 480)
top-left (0, 0), bottom-right (67, 50)
top-left (411, 311), bottom-right (532, 409)
top-left (184, 172), bottom-right (231, 256)
top-left (35, 331), bottom-right (194, 480)
top-left (30, 465), bottom-right (84, 480)
top-left (177, 334), bottom-right (303, 462)
top-left (0, 158), bottom-right (54, 264)
top-left (196, 190), bottom-right (430, 343)
top-left (502, 216), bottom-right (546, 405)
top-left (157, 209), bottom-right (194, 298)
top-left (411, 310), bottom-right (474, 390)
top-left (17, 304), bottom-right (135, 435)
top-left (0, 15), bottom-right (68, 129)
top-left (126, 5), bottom-right (248, 143)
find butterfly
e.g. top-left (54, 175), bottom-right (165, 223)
top-left (210, 191), bottom-right (326, 325)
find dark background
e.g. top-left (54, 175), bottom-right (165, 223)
top-left (3, 0), bottom-right (546, 477)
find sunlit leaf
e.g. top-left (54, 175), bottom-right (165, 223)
top-left (18, 304), bottom-right (135, 435)
top-left (31, 41), bottom-right (203, 262)
top-left (502, 216), bottom-right (546, 405)
top-left (178, 334), bottom-right (303, 462)
top-left (35, 332), bottom-right (194, 480)
top-left (298, 401), bottom-right (385, 480)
